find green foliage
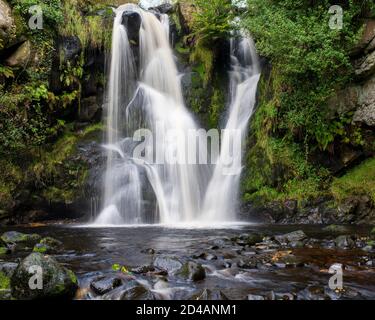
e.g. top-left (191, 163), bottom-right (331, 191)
top-left (331, 157), bottom-right (375, 203)
top-left (0, 65), bottom-right (14, 79)
top-left (11, 0), bottom-right (63, 31)
top-left (243, 0), bottom-right (371, 151)
top-left (192, 0), bottom-right (234, 45)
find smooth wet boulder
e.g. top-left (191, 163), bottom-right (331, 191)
top-left (11, 252), bottom-right (78, 299)
top-left (121, 10), bottom-right (142, 43)
top-left (153, 256), bottom-right (183, 273)
top-left (177, 261), bottom-right (206, 281)
top-left (275, 230), bottom-right (307, 244)
top-left (90, 275), bottom-right (123, 295)
top-left (335, 235), bottom-right (355, 249)
top-left (0, 0), bottom-right (15, 45)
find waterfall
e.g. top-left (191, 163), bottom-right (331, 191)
top-left (202, 36), bottom-right (261, 222)
top-left (94, 4), bottom-right (260, 226)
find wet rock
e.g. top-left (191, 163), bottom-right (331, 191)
top-left (5, 40), bottom-right (31, 67)
top-left (150, 3), bottom-right (174, 14)
top-left (275, 230), bottom-right (307, 244)
top-left (153, 256), bottom-right (183, 273)
top-left (122, 10), bottom-right (142, 43)
top-left (1, 231), bottom-right (41, 247)
top-left (193, 252), bottom-right (217, 261)
top-left (131, 265), bottom-right (155, 275)
top-left (141, 248), bottom-right (156, 254)
top-left (272, 251), bottom-right (304, 268)
top-left (289, 240), bottom-right (304, 248)
top-left (90, 275), bottom-right (123, 295)
top-left (321, 240), bottom-right (336, 249)
top-left (192, 289), bottom-right (228, 300)
top-left (33, 237), bottom-right (63, 254)
top-left (247, 294), bottom-right (265, 300)
top-left (335, 235), bottom-right (355, 249)
top-left (100, 280), bottom-right (154, 300)
top-left (11, 252), bottom-right (78, 299)
top-left (0, 262), bottom-right (17, 280)
top-left (178, 261), bottom-right (206, 282)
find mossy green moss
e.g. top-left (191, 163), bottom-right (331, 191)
top-left (331, 157), bottom-right (375, 203)
top-left (0, 271), bottom-right (10, 290)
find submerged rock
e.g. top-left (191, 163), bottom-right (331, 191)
top-left (101, 280), bottom-right (155, 300)
top-left (11, 252), bottom-right (78, 299)
top-left (323, 225), bottom-right (351, 233)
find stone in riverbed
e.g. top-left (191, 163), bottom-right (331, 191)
top-left (1, 231), bottom-right (41, 245)
top-left (275, 230), bottom-right (307, 244)
top-left (90, 275), bottom-right (123, 295)
top-left (192, 289), bottom-right (228, 300)
top-left (33, 237), bottom-right (63, 254)
top-left (335, 235), bottom-right (355, 249)
top-left (153, 256), bottom-right (183, 273)
top-left (11, 252), bottom-right (78, 299)
top-left (177, 261), bottom-right (206, 281)
top-left (102, 281), bottom-right (155, 300)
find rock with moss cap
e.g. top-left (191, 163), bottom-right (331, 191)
top-left (1, 231), bottom-right (41, 245)
top-left (177, 261), bottom-right (206, 281)
top-left (33, 237), bottom-right (63, 254)
top-left (11, 252), bottom-right (78, 299)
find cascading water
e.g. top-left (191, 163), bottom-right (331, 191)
top-left (202, 36), bottom-right (260, 222)
top-left (94, 4), bottom-right (260, 226)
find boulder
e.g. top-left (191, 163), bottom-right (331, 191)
top-left (90, 275), bottom-right (123, 295)
top-left (335, 235), bottom-right (355, 249)
top-left (177, 261), bottom-right (206, 281)
top-left (153, 256), bottom-right (183, 273)
top-left (1, 231), bottom-right (41, 246)
top-left (274, 230), bottom-right (307, 244)
top-left (11, 252), bottom-right (78, 299)
top-left (33, 238), bottom-right (62, 254)
top-left (101, 280), bottom-right (155, 300)
top-left (5, 40), bottom-right (31, 67)
top-left (121, 10), bottom-right (142, 43)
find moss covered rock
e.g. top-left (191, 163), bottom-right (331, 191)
top-left (1, 231), bottom-right (40, 245)
top-left (11, 252), bottom-right (78, 300)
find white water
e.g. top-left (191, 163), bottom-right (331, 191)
top-left (94, 5), bottom-right (260, 226)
